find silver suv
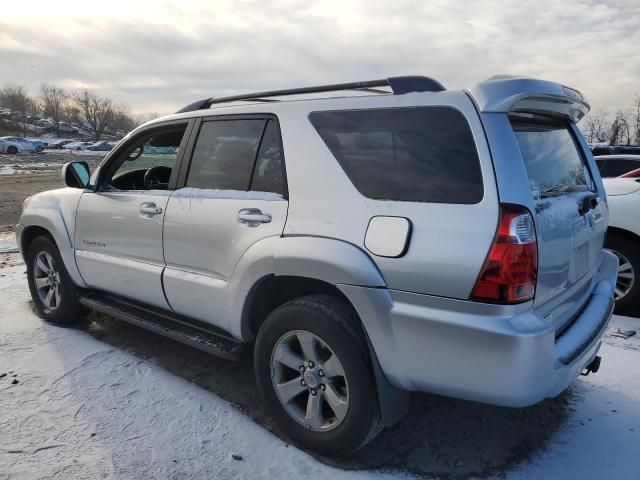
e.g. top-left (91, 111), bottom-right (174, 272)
top-left (17, 75), bottom-right (617, 455)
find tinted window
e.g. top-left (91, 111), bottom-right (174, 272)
top-left (187, 120), bottom-right (265, 190)
top-left (510, 114), bottom-right (595, 198)
top-left (595, 158), bottom-right (606, 175)
top-left (250, 120), bottom-right (285, 195)
top-left (603, 159), bottom-right (640, 177)
top-left (309, 107), bottom-right (483, 203)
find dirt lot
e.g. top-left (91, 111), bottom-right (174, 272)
top-left (0, 151), bottom-right (105, 229)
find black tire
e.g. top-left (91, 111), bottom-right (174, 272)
top-left (7, 145), bottom-right (18, 154)
top-left (26, 235), bottom-right (86, 324)
top-left (254, 294), bottom-right (382, 456)
top-left (606, 232), bottom-right (640, 316)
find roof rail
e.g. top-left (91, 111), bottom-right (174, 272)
top-left (175, 76), bottom-right (446, 113)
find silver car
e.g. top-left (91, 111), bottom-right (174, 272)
top-left (17, 75), bottom-right (617, 455)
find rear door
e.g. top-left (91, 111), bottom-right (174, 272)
top-left (509, 114), bottom-right (606, 328)
top-left (162, 116), bottom-right (288, 331)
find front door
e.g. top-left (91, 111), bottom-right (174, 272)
top-left (162, 117), bottom-right (288, 330)
top-left (75, 122), bottom-right (192, 309)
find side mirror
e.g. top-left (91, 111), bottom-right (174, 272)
top-left (62, 161), bottom-right (90, 189)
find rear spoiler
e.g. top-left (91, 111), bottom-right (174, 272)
top-left (468, 75), bottom-right (590, 123)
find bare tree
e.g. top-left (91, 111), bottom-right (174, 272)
top-left (111, 103), bottom-right (138, 134)
top-left (0, 84), bottom-right (31, 113)
top-left (25, 97), bottom-right (43, 137)
top-left (609, 110), bottom-right (632, 146)
top-left (631, 95), bottom-right (640, 145)
top-left (41, 83), bottom-right (67, 137)
top-left (71, 89), bottom-right (115, 141)
top-left (582, 109), bottom-right (611, 143)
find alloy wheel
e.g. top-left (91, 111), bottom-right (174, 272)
top-left (33, 251), bottom-right (62, 310)
top-left (608, 248), bottom-right (635, 301)
top-left (270, 330), bottom-right (349, 432)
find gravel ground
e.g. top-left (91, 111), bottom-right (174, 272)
top-left (1, 251), bottom-right (639, 479)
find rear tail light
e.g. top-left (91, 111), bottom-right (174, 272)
top-left (471, 204), bottom-right (538, 303)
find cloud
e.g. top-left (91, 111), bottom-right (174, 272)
top-left (0, 0), bottom-right (639, 116)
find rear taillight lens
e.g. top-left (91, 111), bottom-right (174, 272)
top-left (471, 204), bottom-right (538, 303)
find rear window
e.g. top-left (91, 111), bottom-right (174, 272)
top-left (309, 106), bottom-right (483, 204)
top-left (510, 114), bottom-right (595, 198)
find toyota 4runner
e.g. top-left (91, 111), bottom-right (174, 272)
top-left (17, 75), bottom-right (617, 455)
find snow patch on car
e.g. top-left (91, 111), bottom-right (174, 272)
top-left (534, 192), bottom-right (593, 234)
top-left (172, 187), bottom-right (284, 201)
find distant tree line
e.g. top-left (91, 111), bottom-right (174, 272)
top-left (0, 84), bottom-right (157, 141)
top-left (581, 95), bottom-right (640, 145)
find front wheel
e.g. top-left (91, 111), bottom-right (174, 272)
top-left (26, 235), bottom-right (86, 324)
top-left (606, 233), bottom-right (640, 316)
top-left (7, 145), bottom-right (18, 154)
top-left (254, 295), bottom-right (382, 456)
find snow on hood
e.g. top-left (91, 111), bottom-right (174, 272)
top-left (603, 178), bottom-right (640, 196)
top-left (172, 187), bottom-right (284, 201)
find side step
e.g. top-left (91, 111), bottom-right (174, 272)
top-left (79, 292), bottom-right (244, 360)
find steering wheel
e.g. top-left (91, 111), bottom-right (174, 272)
top-left (143, 165), bottom-right (172, 190)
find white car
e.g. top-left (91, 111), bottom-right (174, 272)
top-left (64, 141), bottom-right (93, 151)
top-left (0, 136), bottom-right (36, 153)
top-left (603, 177), bottom-right (640, 314)
top-left (0, 138), bottom-right (22, 154)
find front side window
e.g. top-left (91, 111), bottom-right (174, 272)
top-left (510, 114), bottom-right (595, 197)
top-left (104, 125), bottom-right (187, 191)
top-left (309, 106), bottom-right (483, 204)
top-left (186, 119), bottom-right (265, 190)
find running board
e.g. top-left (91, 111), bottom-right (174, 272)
top-left (79, 292), bottom-right (244, 360)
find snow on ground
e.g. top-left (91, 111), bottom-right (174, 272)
top-left (0, 254), bottom-right (639, 479)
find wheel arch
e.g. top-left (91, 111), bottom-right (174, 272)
top-left (240, 269), bottom-right (408, 428)
top-left (607, 226), bottom-right (640, 246)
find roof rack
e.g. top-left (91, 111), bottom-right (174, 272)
top-left (176, 76), bottom-right (446, 113)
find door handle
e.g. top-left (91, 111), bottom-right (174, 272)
top-left (238, 208), bottom-right (272, 226)
top-left (139, 202), bottom-right (163, 217)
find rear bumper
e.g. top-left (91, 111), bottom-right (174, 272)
top-left (339, 249), bottom-right (617, 407)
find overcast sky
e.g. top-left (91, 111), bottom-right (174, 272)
top-left (1, 0), bottom-right (639, 116)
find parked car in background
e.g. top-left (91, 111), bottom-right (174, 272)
top-left (57, 122), bottom-right (80, 134)
top-left (27, 138), bottom-right (46, 152)
top-left (603, 177), bottom-right (640, 314)
top-left (64, 141), bottom-right (93, 151)
top-left (590, 145), bottom-right (640, 156)
top-left (0, 136), bottom-right (36, 152)
top-left (595, 155), bottom-right (640, 178)
top-left (620, 167), bottom-right (640, 179)
top-left (0, 138), bottom-right (22, 154)
top-left (46, 139), bottom-right (74, 150)
top-left (87, 141), bottom-right (114, 151)
top-left (36, 119), bottom-right (55, 129)
top-left (17, 75), bottom-right (616, 455)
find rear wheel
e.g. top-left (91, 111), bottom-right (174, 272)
top-left (7, 145), bottom-right (18, 154)
top-left (254, 295), bottom-right (382, 456)
top-left (606, 232), bottom-right (640, 315)
top-left (26, 236), bottom-right (86, 324)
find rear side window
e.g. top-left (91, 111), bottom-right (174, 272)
top-left (510, 114), bottom-right (595, 197)
top-left (186, 119), bottom-right (265, 190)
top-left (250, 120), bottom-right (285, 195)
top-left (309, 107), bottom-right (483, 204)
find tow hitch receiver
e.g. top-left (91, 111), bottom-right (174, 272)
top-left (581, 355), bottom-right (601, 376)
